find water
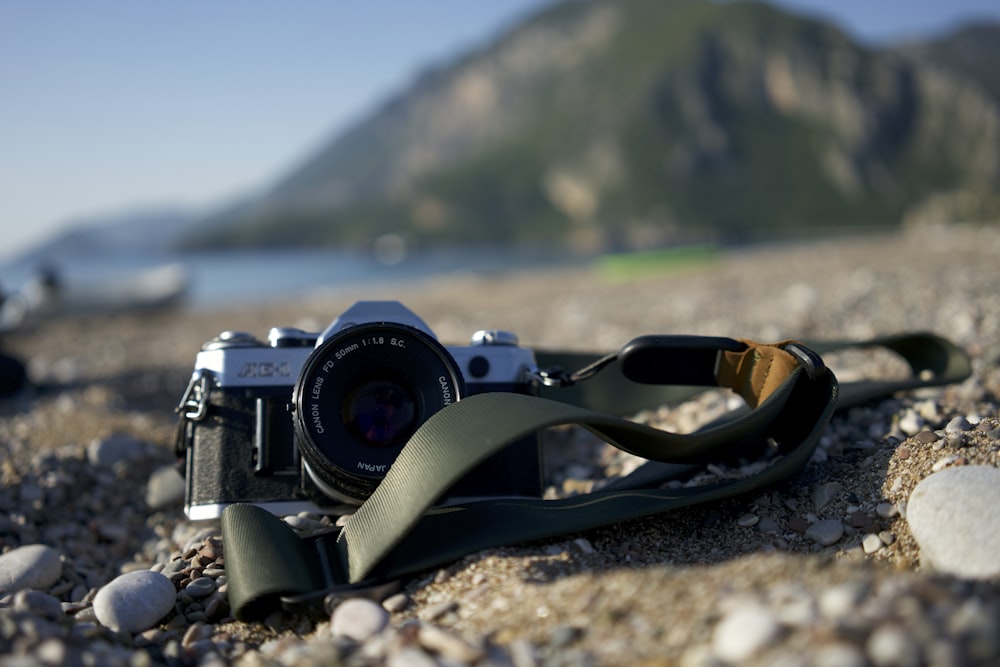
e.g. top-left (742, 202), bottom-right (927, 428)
top-left (0, 246), bottom-right (583, 311)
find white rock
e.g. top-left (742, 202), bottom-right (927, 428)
top-left (93, 570), bottom-right (176, 633)
top-left (330, 597), bottom-right (390, 641)
top-left (862, 534), bottom-right (884, 554)
top-left (711, 603), bottom-right (780, 662)
top-left (907, 466), bottom-right (1000, 579)
top-left (814, 642), bottom-right (868, 667)
top-left (88, 433), bottom-right (144, 467)
top-left (897, 410), bottom-right (923, 436)
top-left (0, 544), bottom-right (62, 594)
top-left (818, 582), bottom-right (867, 621)
top-left (867, 624), bottom-right (920, 667)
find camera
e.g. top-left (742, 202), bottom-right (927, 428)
top-left (176, 301), bottom-right (543, 520)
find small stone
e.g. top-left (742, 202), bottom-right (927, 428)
top-left (875, 502), bottom-right (898, 519)
top-left (382, 592), bottom-right (409, 613)
top-left (757, 517), bottom-right (781, 534)
top-left (146, 466), bottom-right (186, 510)
top-left (0, 544), bottom-right (63, 594)
top-left (814, 642), bottom-right (868, 667)
top-left (87, 433), bottom-right (144, 467)
top-left (805, 519), bottom-right (844, 546)
top-left (549, 624), bottom-right (584, 648)
top-left (182, 622), bottom-right (214, 648)
top-left (185, 577), bottom-right (216, 599)
top-left (898, 411), bottom-right (923, 436)
top-left (788, 516), bottom-right (811, 533)
top-left (907, 466), bottom-right (1000, 579)
top-left (283, 514), bottom-right (328, 532)
top-left (419, 600), bottom-right (458, 622)
top-left (931, 455), bottom-right (960, 472)
top-left (330, 598), bottom-right (389, 641)
top-left (945, 431), bottom-right (968, 447)
top-left (867, 623), bottom-right (921, 667)
top-left (737, 513), bottom-right (759, 527)
top-left (862, 534), bottom-right (884, 554)
top-left (813, 482), bottom-right (843, 510)
top-left (944, 416), bottom-right (972, 432)
top-left (418, 624), bottom-right (484, 663)
top-left (573, 538), bottom-right (595, 554)
top-left (14, 590), bottom-right (66, 620)
top-left (93, 570), bottom-right (177, 633)
top-left (711, 603), bottom-right (780, 662)
top-left (913, 430), bottom-right (940, 444)
top-left (819, 582), bottom-right (867, 621)
top-left (388, 647), bottom-right (438, 667)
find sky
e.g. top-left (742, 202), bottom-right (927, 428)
top-left (2, 0), bottom-right (999, 261)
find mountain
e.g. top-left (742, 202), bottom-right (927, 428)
top-left (11, 206), bottom-right (199, 266)
top-left (183, 0), bottom-right (1000, 253)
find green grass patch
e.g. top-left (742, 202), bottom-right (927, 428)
top-left (596, 243), bottom-right (721, 282)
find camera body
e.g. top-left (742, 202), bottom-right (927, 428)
top-left (178, 301), bottom-right (543, 520)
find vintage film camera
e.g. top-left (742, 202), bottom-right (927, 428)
top-left (176, 301), bottom-right (543, 519)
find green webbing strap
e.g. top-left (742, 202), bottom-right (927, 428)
top-left (222, 332), bottom-right (970, 620)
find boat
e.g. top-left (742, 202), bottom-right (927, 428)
top-left (0, 262), bottom-right (188, 331)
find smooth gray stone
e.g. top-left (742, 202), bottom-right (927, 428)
top-left (0, 544), bottom-right (62, 594)
top-left (145, 465), bottom-right (186, 510)
top-left (93, 569), bottom-right (177, 633)
top-left (907, 465), bottom-right (1000, 579)
top-left (330, 597), bottom-right (390, 641)
top-left (87, 433), bottom-right (144, 467)
top-left (805, 519), bottom-right (845, 547)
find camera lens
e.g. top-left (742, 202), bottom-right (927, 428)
top-left (292, 322), bottom-right (465, 503)
top-left (343, 377), bottom-right (416, 448)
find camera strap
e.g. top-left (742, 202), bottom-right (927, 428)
top-left (220, 332), bottom-right (971, 620)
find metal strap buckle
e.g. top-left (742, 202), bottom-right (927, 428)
top-left (176, 371), bottom-right (210, 421)
top-left (783, 343), bottom-right (827, 381)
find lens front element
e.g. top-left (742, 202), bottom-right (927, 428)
top-left (344, 377), bottom-right (417, 448)
top-left (293, 322), bottom-right (464, 503)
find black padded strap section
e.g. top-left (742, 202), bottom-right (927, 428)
top-left (618, 335), bottom-right (745, 385)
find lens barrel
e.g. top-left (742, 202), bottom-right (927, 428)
top-left (292, 322), bottom-right (465, 503)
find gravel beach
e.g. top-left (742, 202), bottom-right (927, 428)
top-left (1, 223), bottom-right (999, 666)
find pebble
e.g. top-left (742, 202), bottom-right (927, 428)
top-left (93, 569), bottom-right (177, 633)
top-left (711, 602), bottom-right (780, 662)
top-left (814, 642), bottom-right (868, 667)
top-left (875, 502), bottom-right (898, 519)
top-left (145, 464), bottom-right (186, 510)
top-left (906, 466), bottom-right (1000, 579)
top-left (14, 590), bottom-right (66, 620)
top-left (87, 433), bottom-right (145, 467)
top-left (862, 534), bottom-right (884, 554)
top-left (418, 623), bottom-right (484, 663)
top-left (867, 624), bottom-right (921, 667)
top-left (813, 482), bottom-right (843, 510)
top-left (805, 519), bottom-right (845, 547)
top-left (0, 544), bottom-right (63, 594)
top-left (184, 576), bottom-right (217, 599)
top-left (330, 598), bottom-right (390, 641)
top-left (944, 416), bottom-right (973, 432)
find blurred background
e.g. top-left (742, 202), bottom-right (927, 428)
top-left (2, 0), bottom-right (998, 326)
